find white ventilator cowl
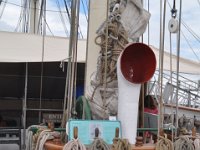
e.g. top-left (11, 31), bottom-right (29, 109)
top-left (117, 43), bottom-right (156, 144)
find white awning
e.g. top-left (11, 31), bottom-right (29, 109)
top-left (0, 31), bottom-right (86, 62)
top-left (0, 31), bottom-right (199, 75)
top-left (151, 45), bottom-right (200, 75)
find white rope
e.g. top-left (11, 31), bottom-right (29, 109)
top-left (194, 138), bottom-right (200, 150)
top-left (26, 129), bottom-right (33, 150)
top-left (26, 125), bottom-right (47, 150)
top-left (34, 130), bottom-right (60, 150)
top-left (89, 137), bottom-right (110, 150)
top-left (156, 136), bottom-right (174, 150)
top-left (174, 136), bottom-right (194, 150)
top-left (87, 0), bottom-right (128, 120)
top-left (63, 138), bottom-right (86, 150)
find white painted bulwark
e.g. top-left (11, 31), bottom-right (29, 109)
top-left (0, 31), bottom-right (86, 62)
top-left (84, 0), bottom-right (108, 91)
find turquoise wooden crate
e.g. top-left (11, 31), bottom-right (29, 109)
top-left (67, 119), bottom-right (121, 145)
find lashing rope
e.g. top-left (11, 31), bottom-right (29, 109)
top-left (63, 138), bottom-right (86, 150)
top-left (34, 130), bottom-right (60, 150)
top-left (194, 138), bottom-right (200, 150)
top-left (26, 125), bottom-right (47, 150)
top-left (112, 138), bottom-right (131, 150)
top-left (156, 136), bottom-right (173, 150)
top-left (89, 137), bottom-right (110, 150)
top-left (174, 136), bottom-right (194, 150)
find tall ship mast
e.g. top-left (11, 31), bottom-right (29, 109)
top-left (0, 0), bottom-right (200, 150)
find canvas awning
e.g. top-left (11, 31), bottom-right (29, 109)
top-left (0, 31), bottom-right (199, 75)
top-left (151, 45), bottom-right (200, 75)
top-left (0, 31), bottom-right (86, 62)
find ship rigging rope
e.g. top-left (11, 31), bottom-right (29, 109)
top-left (38, 0), bottom-right (46, 123)
top-left (89, 137), bottom-right (110, 150)
top-left (181, 21), bottom-right (200, 43)
top-left (63, 138), bottom-right (86, 150)
top-left (0, 0), bottom-right (75, 13)
top-left (198, 0), bottom-right (200, 6)
top-left (56, 0), bottom-right (69, 36)
top-left (89, 1), bottom-right (128, 119)
top-left (158, 0), bottom-right (167, 136)
top-left (174, 136), bottom-right (194, 150)
top-left (26, 125), bottom-right (47, 150)
top-left (0, 0), bottom-right (7, 19)
top-left (169, 32), bottom-right (175, 142)
top-left (81, 0), bottom-right (88, 22)
top-left (155, 136), bottom-right (174, 150)
top-left (112, 138), bottom-right (131, 150)
top-left (181, 30), bottom-right (200, 62)
top-left (167, 0), bottom-right (200, 43)
top-left (194, 138), bottom-right (200, 150)
top-left (35, 130), bottom-right (60, 150)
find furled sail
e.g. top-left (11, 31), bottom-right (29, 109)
top-left (86, 0), bottom-right (150, 119)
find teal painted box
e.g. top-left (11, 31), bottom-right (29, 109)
top-left (67, 120), bottom-right (121, 145)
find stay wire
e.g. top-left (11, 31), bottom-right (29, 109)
top-left (63, 0), bottom-right (71, 24)
top-left (197, 0), bottom-right (200, 6)
top-left (181, 21), bottom-right (200, 43)
top-left (15, 1), bottom-right (24, 32)
top-left (181, 30), bottom-right (200, 62)
top-left (63, 0), bottom-right (84, 39)
top-left (167, 0), bottom-right (200, 43)
top-left (56, 0), bottom-right (69, 37)
top-left (85, 0), bottom-right (89, 11)
top-left (43, 17), bottom-right (54, 36)
top-left (0, 0), bottom-right (72, 13)
top-left (81, 0), bottom-right (88, 22)
top-left (78, 24), bottom-right (84, 39)
top-left (175, 0), bottom-right (182, 138)
top-left (37, 0), bottom-right (44, 34)
top-left (167, 0), bottom-right (200, 61)
top-left (169, 32), bottom-right (174, 142)
top-left (39, 0), bottom-right (46, 123)
top-left (0, 0), bottom-right (7, 19)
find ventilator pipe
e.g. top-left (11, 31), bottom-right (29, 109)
top-left (117, 43), bottom-right (156, 144)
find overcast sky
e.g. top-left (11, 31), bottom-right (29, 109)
top-left (0, 0), bottom-right (199, 62)
top-left (143, 0), bottom-right (200, 63)
top-left (0, 0), bottom-right (88, 37)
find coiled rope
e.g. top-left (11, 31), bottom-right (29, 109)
top-left (174, 136), bottom-right (194, 150)
top-left (89, 137), bottom-right (110, 150)
top-left (63, 138), bottom-right (86, 150)
top-left (155, 136), bottom-right (173, 150)
top-left (112, 138), bottom-right (131, 150)
top-left (34, 130), bottom-right (60, 150)
top-left (26, 125), bottom-right (47, 150)
top-left (194, 138), bottom-right (200, 150)
top-left (87, 1), bottom-right (128, 120)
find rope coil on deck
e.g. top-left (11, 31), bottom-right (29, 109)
top-left (89, 137), bottom-right (110, 150)
top-left (174, 136), bottom-right (194, 150)
top-left (26, 125), bottom-right (47, 150)
top-left (194, 138), bottom-right (200, 150)
top-left (112, 138), bottom-right (131, 150)
top-left (156, 136), bottom-right (173, 150)
top-left (34, 130), bottom-right (60, 150)
top-left (63, 138), bottom-right (86, 150)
